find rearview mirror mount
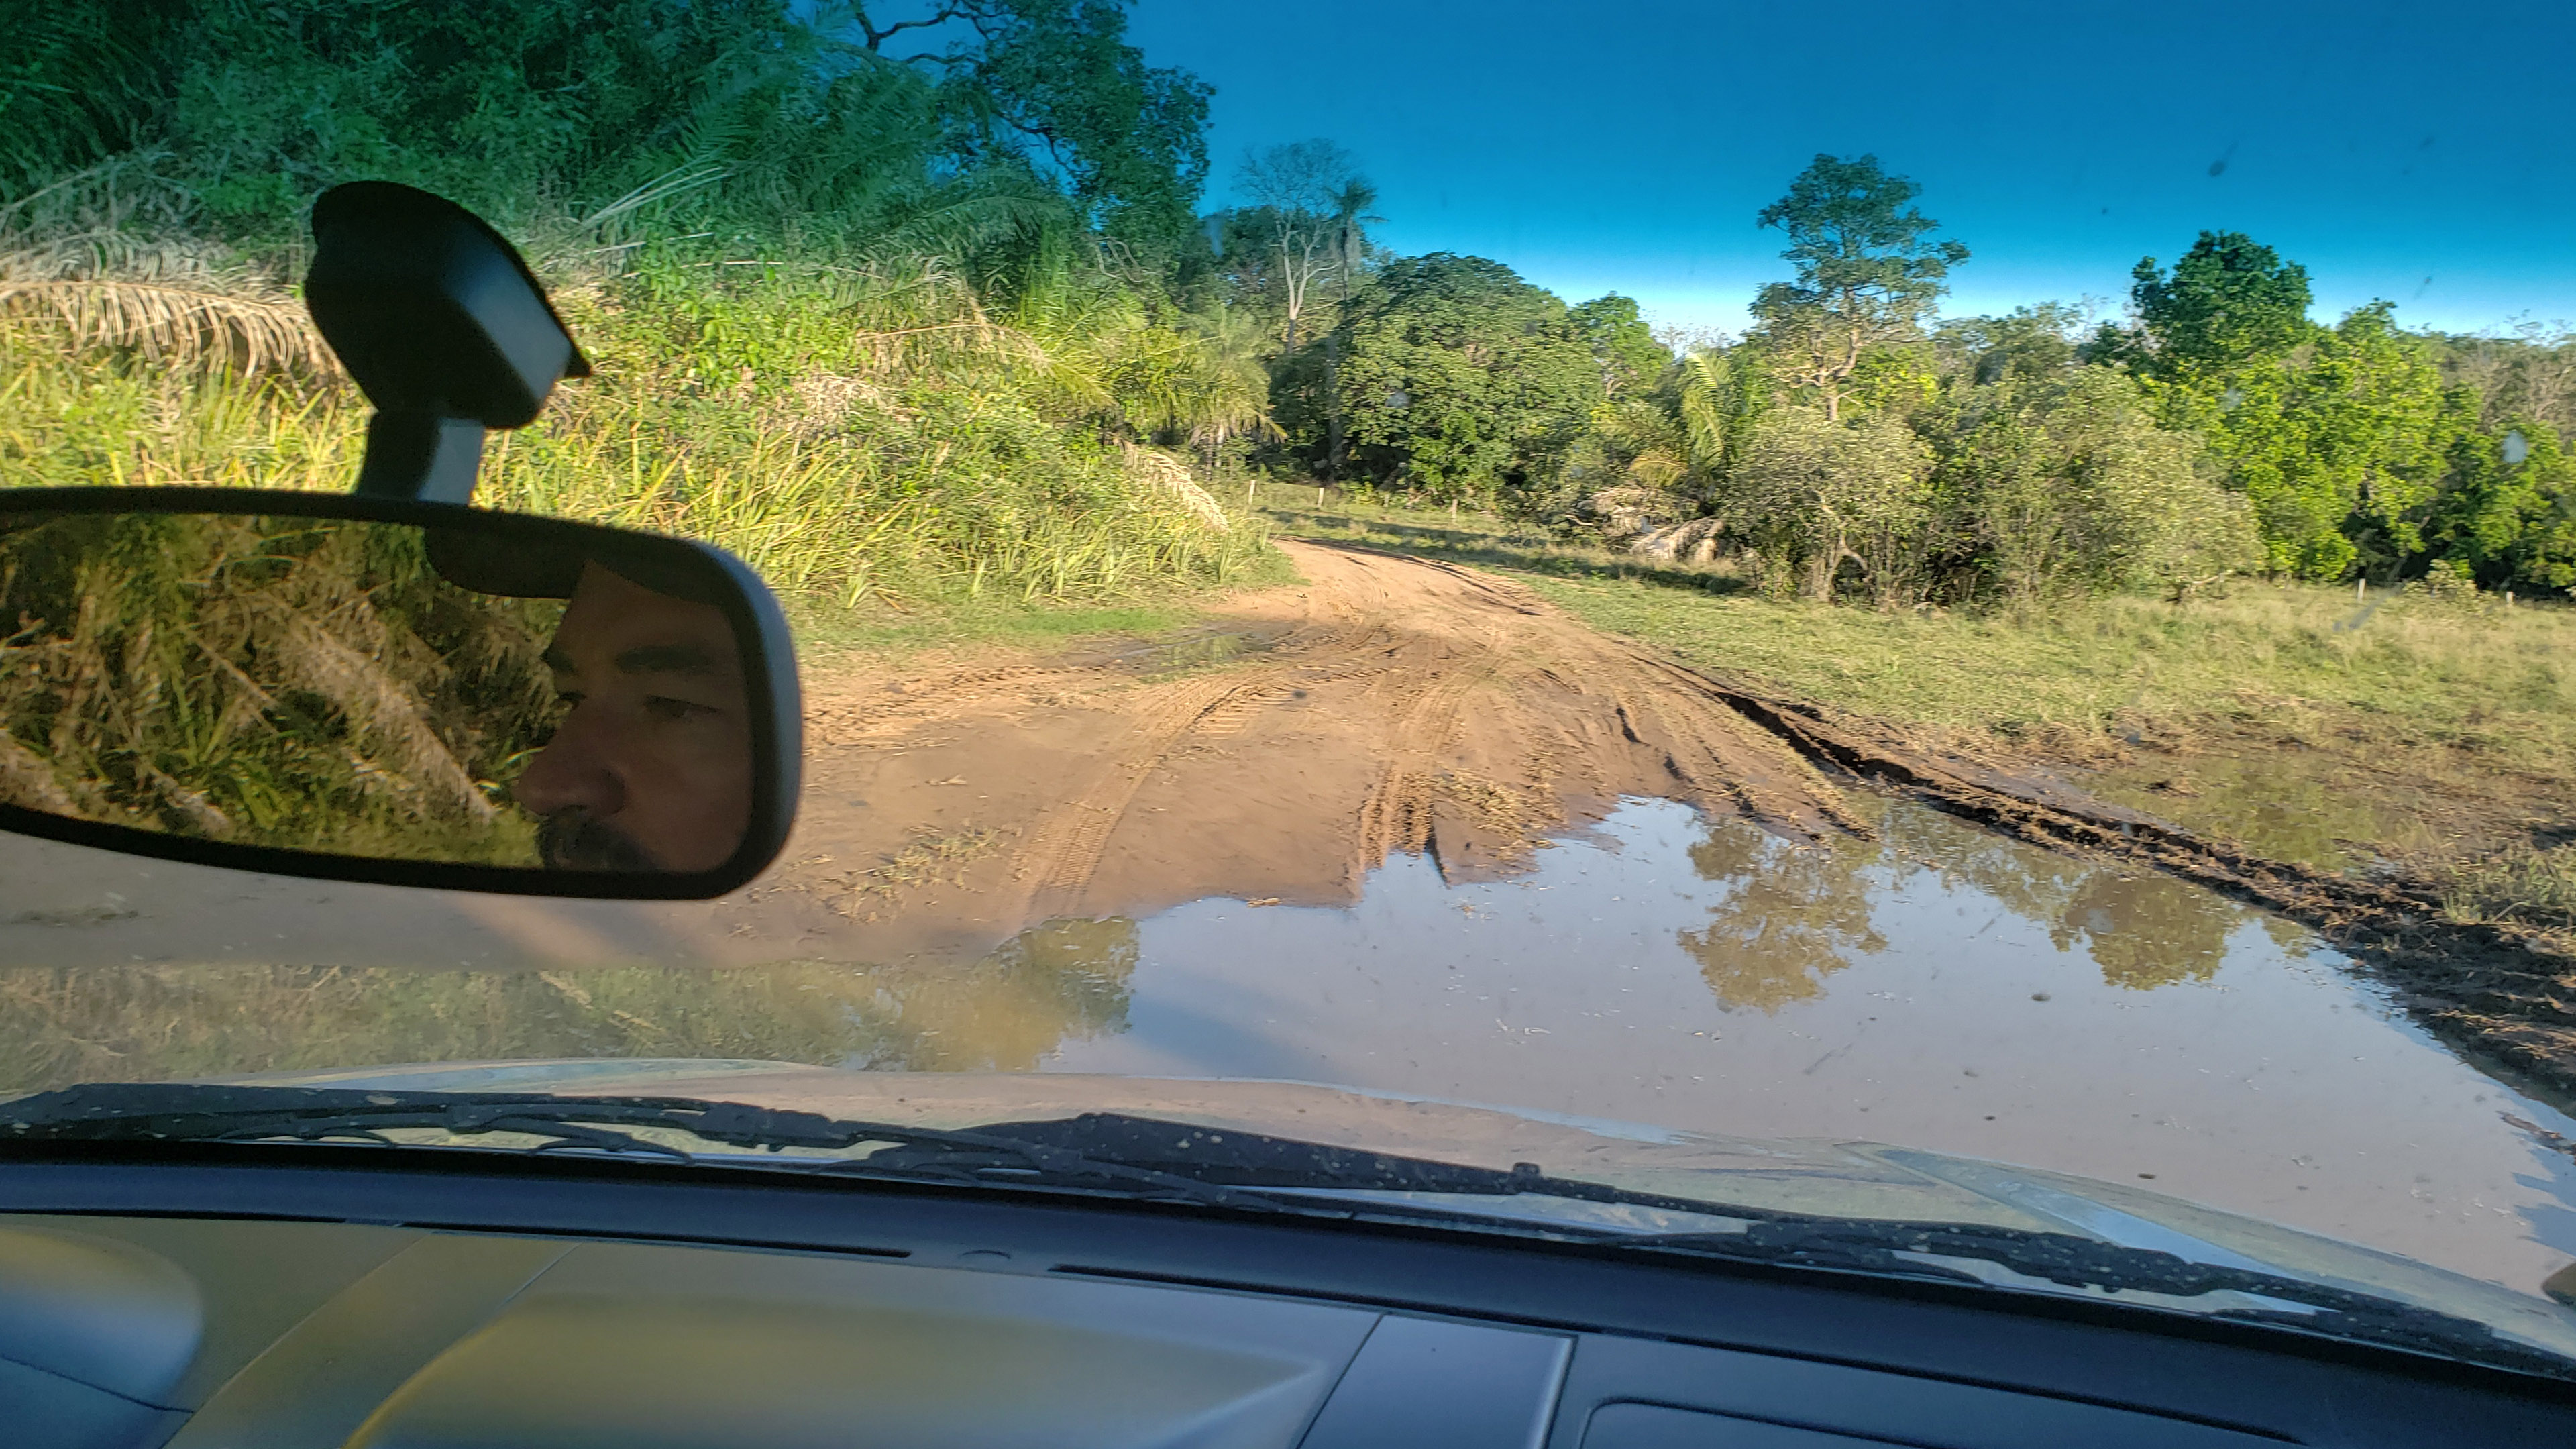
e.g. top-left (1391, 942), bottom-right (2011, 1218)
top-left (304, 182), bottom-right (591, 505)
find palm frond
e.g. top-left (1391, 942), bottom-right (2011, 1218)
top-left (0, 275), bottom-right (333, 376)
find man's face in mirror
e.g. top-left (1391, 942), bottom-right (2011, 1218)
top-left (512, 563), bottom-right (753, 873)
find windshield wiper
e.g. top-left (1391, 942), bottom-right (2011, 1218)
top-left (0, 1085), bottom-right (1277, 1211)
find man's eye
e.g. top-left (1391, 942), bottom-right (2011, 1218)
top-left (645, 696), bottom-right (714, 722)
top-left (555, 691), bottom-right (585, 707)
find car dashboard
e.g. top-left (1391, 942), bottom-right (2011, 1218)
top-left (3, 1150), bottom-right (2572, 1448)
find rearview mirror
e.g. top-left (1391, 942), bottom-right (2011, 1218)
top-left (0, 489), bottom-right (800, 898)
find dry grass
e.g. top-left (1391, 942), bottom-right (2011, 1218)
top-left (840, 825), bottom-right (1003, 916)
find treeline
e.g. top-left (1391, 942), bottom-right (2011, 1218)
top-left (1221, 154), bottom-right (2576, 604)
top-left (1, 1), bottom-right (1270, 604)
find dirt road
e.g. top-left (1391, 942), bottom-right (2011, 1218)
top-left (3, 534), bottom-right (2562, 1102)
top-left (753, 539), bottom-right (1862, 963)
top-left (733, 537), bottom-right (2576, 1102)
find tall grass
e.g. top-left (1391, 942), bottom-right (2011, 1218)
top-left (0, 350), bottom-right (1273, 619)
top-left (1, 178), bottom-right (1279, 634)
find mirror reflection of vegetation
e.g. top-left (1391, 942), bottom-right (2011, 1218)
top-left (1679, 826), bottom-right (1886, 1013)
top-left (1680, 806), bottom-right (2259, 1010)
top-left (0, 513), bottom-right (561, 863)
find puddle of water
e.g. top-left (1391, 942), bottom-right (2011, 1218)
top-left (2079, 752), bottom-right (2440, 870)
top-left (1026, 799), bottom-right (2576, 1295)
top-left (9, 791), bottom-right (2573, 1299)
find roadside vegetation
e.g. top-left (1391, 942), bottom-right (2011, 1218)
top-left (1249, 162), bottom-right (2574, 608)
top-left (2, 2), bottom-right (1274, 634)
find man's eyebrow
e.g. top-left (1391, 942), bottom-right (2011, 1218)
top-left (541, 646), bottom-right (574, 674)
top-left (612, 643), bottom-right (722, 676)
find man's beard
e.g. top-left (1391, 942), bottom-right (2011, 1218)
top-left (537, 808), bottom-right (658, 871)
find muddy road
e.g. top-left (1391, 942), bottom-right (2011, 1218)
top-left (749, 539), bottom-right (2576, 1118)
top-left (755, 539), bottom-right (1858, 962)
top-left (5, 535), bottom-right (2566, 1095)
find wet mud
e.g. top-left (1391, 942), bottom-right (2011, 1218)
top-left (751, 539), bottom-right (1862, 962)
top-left (767, 537), bottom-right (2576, 1109)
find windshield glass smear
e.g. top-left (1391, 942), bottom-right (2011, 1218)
top-left (7, 0), bottom-right (2576, 1377)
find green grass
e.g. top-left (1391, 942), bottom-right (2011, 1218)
top-left (1265, 494), bottom-right (2576, 775)
top-left (782, 559), bottom-right (1296, 664)
top-left (1265, 494), bottom-right (2576, 939)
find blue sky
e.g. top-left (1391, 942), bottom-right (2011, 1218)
top-left (1126, 0), bottom-right (2576, 338)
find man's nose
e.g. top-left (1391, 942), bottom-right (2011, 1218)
top-left (512, 704), bottom-right (627, 818)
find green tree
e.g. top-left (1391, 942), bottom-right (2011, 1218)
top-left (2114, 231), bottom-right (2315, 382)
top-left (1747, 154), bottom-right (1968, 421)
top-left (925, 1), bottom-right (1212, 267)
top-left (2433, 419), bottom-right (2576, 591)
top-left (1320, 174), bottom-right (1383, 478)
top-left (1935, 302), bottom-right (2087, 386)
top-left (1723, 409), bottom-right (1937, 604)
top-left (1569, 294), bottom-right (1669, 398)
top-left (2178, 303), bottom-right (2471, 579)
top-left (1928, 367), bottom-right (2259, 600)
top-left (1329, 254), bottom-right (1600, 503)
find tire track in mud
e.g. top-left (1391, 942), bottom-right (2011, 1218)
top-left (1018, 669), bottom-right (1281, 920)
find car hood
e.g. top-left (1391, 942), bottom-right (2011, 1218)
top-left (229, 1057), bottom-right (2576, 1362)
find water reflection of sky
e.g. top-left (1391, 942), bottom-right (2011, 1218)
top-left (1045, 797), bottom-right (2576, 1295)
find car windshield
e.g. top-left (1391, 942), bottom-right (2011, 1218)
top-left (7, 0), bottom-right (2576, 1376)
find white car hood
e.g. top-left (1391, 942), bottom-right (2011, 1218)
top-left (231, 1056), bottom-right (2576, 1364)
